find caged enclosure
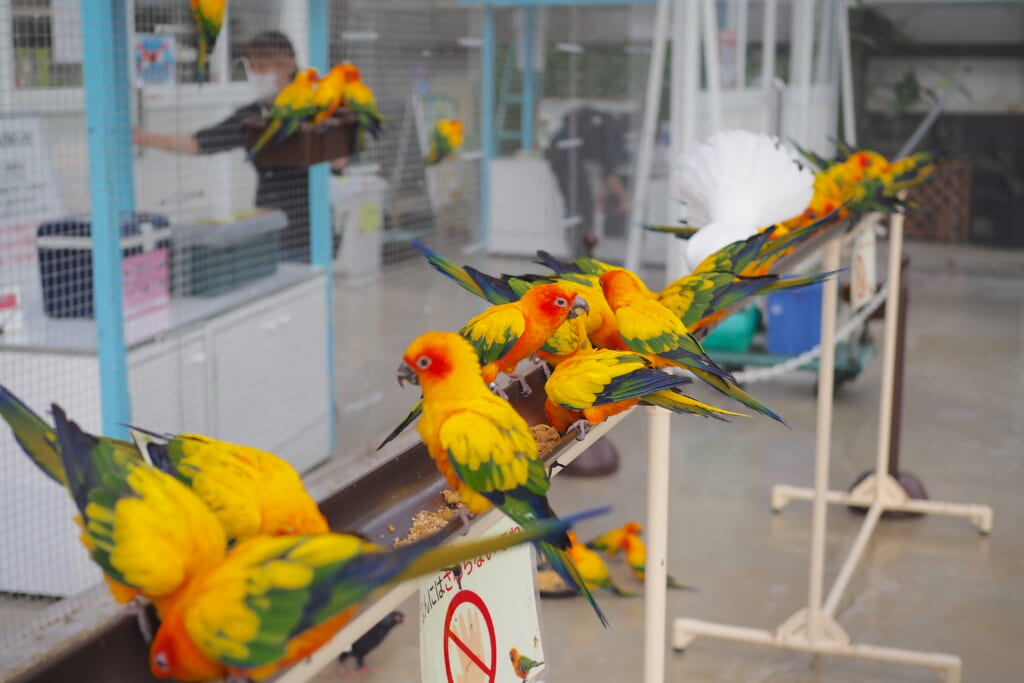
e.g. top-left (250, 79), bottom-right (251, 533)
top-left (1, 0), bottom-right (850, 681)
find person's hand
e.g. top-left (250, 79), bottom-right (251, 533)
top-left (598, 175), bottom-right (632, 215)
top-left (132, 126), bottom-right (146, 147)
top-left (330, 156), bottom-right (349, 172)
top-left (451, 608), bottom-right (488, 683)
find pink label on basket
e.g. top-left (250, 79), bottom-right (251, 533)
top-left (122, 248), bottom-right (169, 319)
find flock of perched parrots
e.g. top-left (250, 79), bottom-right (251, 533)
top-left (0, 131), bottom-right (935, 680)
top-left (245, 62), bottom-right (383, 161)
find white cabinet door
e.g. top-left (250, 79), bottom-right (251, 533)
top-left (128, 336), bottom-right (185, 434)
top-left (0, 352), bottom-right (104, 596)
top-left (178, 331), bottom-right (211, 434)
top-left (209, 276), bottom-right (330, 471)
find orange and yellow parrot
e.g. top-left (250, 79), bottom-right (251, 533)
top-left (311, 63), bottom-right (349, 124)
top-left (378, 282), bottom-right (588, 449)
top-left (247, 67), bottom-right (320, 161)
top-left (459, 282), bottom-right (589, 393)
top-left (52, 404), bottom-right (599, 682)
top-left (621, 532), bottom-right (696, 591)
top-left (399, 331), bottom-right (608, 626)
top-left (130, 430), bottom-right (328, 541)
top-left (425, 119), bottom-right (464, 166)
top-left (341, 63), bottom-right (383, 150)
top-left (599, 270), bottom-right (785, 424)
top-left (509, 647), bottom-right (544, 679)
top-left (586, 521), bottom-right (642, 558)
top-left (543, 348), bottom-right (743, 437)
top-left (0, 385), bottom-right (154, 611)
top-left (565, 531), bottom-right (638, 597)
top-left (190, 0), bottom-right (225, 83)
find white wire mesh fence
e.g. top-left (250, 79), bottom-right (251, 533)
top-left (0, 2), bottom-right (844, 676)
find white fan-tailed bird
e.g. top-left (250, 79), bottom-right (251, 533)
top-left (677, 129), bottom-right (814, 272)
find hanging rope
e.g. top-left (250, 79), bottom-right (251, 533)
top-left (731, 282), bottom-right (890, 384)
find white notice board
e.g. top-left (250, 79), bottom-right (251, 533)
top-left (420, 519), bottom-right (547, 683)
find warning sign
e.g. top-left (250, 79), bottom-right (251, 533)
top-left (420, 518), bottom-right (546, 683)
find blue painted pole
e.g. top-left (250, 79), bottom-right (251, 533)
top-left (520, 7), bottom-right (536, 151)
top-left (80, 1), bottom-right (134, 439)
top-left (481, 6), bottom-right (497, 249)
top-left (307, 0), bottom-right (337, 451)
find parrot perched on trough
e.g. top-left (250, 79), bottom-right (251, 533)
top-left (459, 282), bottom-right (590, 394)
top-left (246, 67), bottom-right (320, 161)
top-left (190, 0), bottom-right (225, 83)
top-left (51, 403), bottom-right (601, 682)
top-left (425, 119), bottom-right (464, 166)
top-left (565, 531), bottom-right (639, 597)
top-left (398, 331), bottom-right (609, 626)
top-left (377, 283), bottom-right (589, 449)
top-left (599, 269), bottom-right (785, 424)
top-left (130, 430), bottom-right (329, 541)
top-left (543, 348), bottom-right (744, 437)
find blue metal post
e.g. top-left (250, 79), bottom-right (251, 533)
top-left (481, 6), bottom-right (497, 248)
top-left (308, 0), bottom-right (337, 451)
top-left (80, 1), bottom-right (134, 438)
top-left (520, 7), bottom-right (536, 151)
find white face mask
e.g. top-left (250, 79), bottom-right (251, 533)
top-left (248, 71), bottom-right (279, 99)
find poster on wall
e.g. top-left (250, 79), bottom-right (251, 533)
top-left (0, 116), bottom-right (63, 276)
top-left (135, 34), bottom-right (177, 86)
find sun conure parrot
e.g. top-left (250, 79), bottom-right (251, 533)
top-left (0, 383), bottom-right (140, 488)
top-left (459, 282), bottom-right (589, 394)
top-left (129, 429), bottom-right (328, 541)
top-left (51, 403), bottom-right (602, 682)
top-left (543, 348), bottom-right (744, 437)
top-left (376, 282), bottom-right (589, 448)
top-left (586, 521), bottom-right (642, 558)
top-left (599, 269), bottom-right (785, 424)
top-left (621, 532), bottom-right (696, 591)
top-left (425, 119), bottom-right (464, 166)
top-left (509, 647), bottom-right (544, 680)
top-left (408, 240), bottom-right (625, 352)
top-left (398, 331), bottom-right (609, 626)
top-left (378, 282), bottom-right (588, 450)
top-left (246, 67), bottom-right (320, 161)
top-left (341, 63), bottom-right (383, 151)
top-left (675, 129), bottom-right (815, 273)
top-left (0, 385), bottom-right (155, 612)
top-left (564, 531), bottom-right (638, 597)
top-left (190, 0), bottom-right (225, 83)
top-left (311, 63), bottom-right (349, 124)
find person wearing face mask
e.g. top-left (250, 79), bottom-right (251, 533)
top-left (133, 30), bottom-right (345, 262)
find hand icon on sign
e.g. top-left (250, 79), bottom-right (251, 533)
top-left (452, 609), bottom-right (489, 683)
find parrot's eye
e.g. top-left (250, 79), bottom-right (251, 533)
top-left (417, 356), bottom-right (432, 369)
top-left (153, 652), bottom-right (170, 674)
top-left (554, 297), bottom-right (569, 307)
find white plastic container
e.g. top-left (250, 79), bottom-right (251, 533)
top-left (330, 165), bottom-right (389, 280)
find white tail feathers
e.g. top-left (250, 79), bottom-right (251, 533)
top-left (677, 129), bottom-right (814, 272)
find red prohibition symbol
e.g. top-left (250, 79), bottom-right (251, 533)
top-left (443, 589), bottom-right (497, 683)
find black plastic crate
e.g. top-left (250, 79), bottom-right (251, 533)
top-left (36, 212), bottom-right (171, 318)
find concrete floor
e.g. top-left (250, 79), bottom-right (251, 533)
top-left (2, 240), bottom-right (1021, 682)
top-left (309, 240), bottom-right (1024, 683)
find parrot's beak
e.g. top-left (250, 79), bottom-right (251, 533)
top-left (397, 362), bottom-right (419, 388)
top-left (568, 295), bottom-right (590, 319)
